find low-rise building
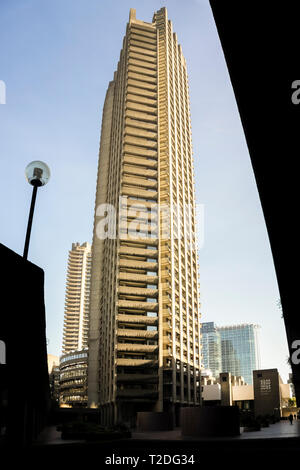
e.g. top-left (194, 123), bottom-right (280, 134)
top-left (201, 371), bottom-right (253, 409)
top-left (253, 368), bottom-right (292, 417)
top-left (201, 368), bottom-right (294, 417)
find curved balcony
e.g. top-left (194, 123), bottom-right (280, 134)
top-left (121, 186), bottom-right (158, 200)
top-left (119, 221), bottom-right (157, 234)
top-left (119, 246), bottom-right (158, 257)
top-left (118, 286), bottom-right (158, 297)
top-left (122, 166), bottom-right (157, 178)
top-left (117, 328), bottom-right (158, 339)
top-left (123, 154), bottom-right (158, 168)
top-left (117, 314), bottom-right (158, 325)
top-left (59, 380), bottom-right (85, 390)
top-left (118, 273), bottom-right (158, 284)
top-left (122, 175), bottom-right (157, 189)
top-left (117, 343), bottom-right (158, 353)
top-left (117, 299), bottom-right (158, 311)
top-left (116, 389), bottom-right (158, 399)
top-left (116, 358), bottom-right (158, 367)
top-left (119, 259), bottom-right (158, 270)
top-left (117, 373), bottom-right (158, 384)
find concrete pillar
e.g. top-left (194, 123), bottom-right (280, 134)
top-left (220, 372), bottom-right (233, 406)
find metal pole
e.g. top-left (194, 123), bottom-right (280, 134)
top-left (23, 183), bottom-right (38, 260)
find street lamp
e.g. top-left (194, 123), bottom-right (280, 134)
top-left (23, 161), bottom-right (50, 260)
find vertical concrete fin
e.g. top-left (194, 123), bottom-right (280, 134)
top-left (129, 8), bottom-right (136, 23)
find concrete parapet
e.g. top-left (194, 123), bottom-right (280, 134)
top-left (181, 406), bottom-right (240, 437)
top-left (137, 412), bottom-right (174, 431)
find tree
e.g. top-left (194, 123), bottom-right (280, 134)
top-left (288, 397), bottom-right (297, 407)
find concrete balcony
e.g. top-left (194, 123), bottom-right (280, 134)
top-left (117, 328), bottom-right (158, 339)
top-left (124, 124), bottom-right (157, 139)
top-left (126, 92), bottom-right (157, 108)
top-left (119, 246), bottom-right (158, 258)
top-left (116, 358), bottom-right (158, 367)
top-left (119, 218), bottom-right (158, 233)
top-left (124, 134), bottom-right (157, 149)
top-left (118, 272), bottom-right (158, 283)
top-left (119, 259), bottom-right (158, 270)
top-left (122, 165), bottom-right (157, 178)
top-left (125, 116), bottom-right (157, 131)
top-left (127, 79), bottom-right (157, 94)
top-left (118, 234), bottom-right (158, 246)
top-left (116, 389), bottom-right (158, 399)
top-left (123, 154), bottom-right (157, 168)
top-left (117, 299), bottom-right (158, 311)
top-left (122, 175), bottom-right (157, 189)
top-left (117, 343), bottom-right (158, 353)
top-left (124, 144), bottom-right (157, 158)
top-left (119, 221), bottom-right (157, 234)
top-left (129, 45), bottom-right (157, 57)
top-left (117, 373), bottom-right (158, 383)
top-left (117, 314), bottom-right (158, 325)
top-left (64, 305), bottom-right (80, 311)
top-left (129, 36), bottom-right (156, 48)
top-left (118, 286), bottom-right (158, 297)
top-left (127, 65), bottom-right (157, 79)
top-left (121, 186), bottom-right (158, 200)
top-left (129, 33), bottom-right (156, 46)
top-left (60, 379), bottom-right (85, 388)
top-left (125, 108), bottom-right (157, 123)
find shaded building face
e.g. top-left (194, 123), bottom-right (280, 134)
top-left (88, 8), bottom-right (201, 424)
top-left (253, 369), bottom-right (282, 417)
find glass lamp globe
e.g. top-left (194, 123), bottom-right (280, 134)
top-left (25, 161), bottom-right (51, 187)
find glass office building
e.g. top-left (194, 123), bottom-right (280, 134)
top-left (201, 322), bottom-right (222, 378)
top-left (219, 324), bottom-right (261, 385)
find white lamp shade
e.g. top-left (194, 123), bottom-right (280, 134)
top-left (25, 161), bottom-right (51, 186)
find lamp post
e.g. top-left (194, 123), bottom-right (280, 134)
top-left (23, 161), bottom-right (50, 260)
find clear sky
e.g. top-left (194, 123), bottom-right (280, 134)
top-left (0, 0), bottom-right (290, 381)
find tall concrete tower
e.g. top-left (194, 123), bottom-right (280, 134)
top-left (88, 8), bottom-right (201, 425)
top-left (62, 242), bottom-right (92, 354)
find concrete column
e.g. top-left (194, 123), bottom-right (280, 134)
top-left (220, 372), bottom-right (233, 406)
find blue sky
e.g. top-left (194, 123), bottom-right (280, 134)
top-left (0, 0), bottom-right (290, 381)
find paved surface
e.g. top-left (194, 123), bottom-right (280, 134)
top-left (35, 420), bottom-right (300, 445)
top-left (132, 421), bottom-right (300, 441)
top-left (35, 426), bottom-right (85, 446)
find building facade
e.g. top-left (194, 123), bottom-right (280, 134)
top-left (59, 349), bottom-right (88, 407)
top-left (62, 242), bottom-right (92, 354)
top-left (201, 322), bottom-right (222, 378)
top-left (202, 369), bottom-right (293, 416)
top-left (253, 368), bottom-right (292, 417)
top-left (88, 8), bottom-right (201, 425)
top-left (47, 354), bottom-right (60, 405)
top-left (219, 324), bottom-right (261, 385)
top-left (201, 322), bottom-right (261, 385)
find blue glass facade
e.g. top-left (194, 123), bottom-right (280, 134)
top-left (201, 322), bottom-right (222, 378)
top-left (201, 322), bottom-right (261, 384)
top-left (219, 324), bottom-right (261, 385)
